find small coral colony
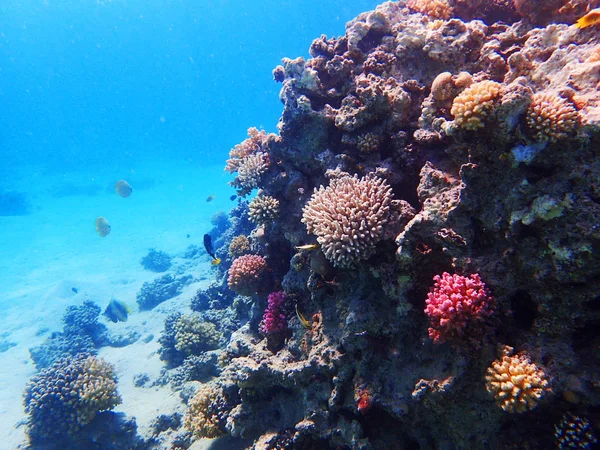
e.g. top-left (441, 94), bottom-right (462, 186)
top-left (22, 1), bottom-right (600, 449)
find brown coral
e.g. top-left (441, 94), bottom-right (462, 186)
top-left (174, 314), bottom-right (220, 356)
top-left (406, 0), bottom-right (453, 20)
top-left (485, 345), bottom-right (551, 413)
top-left (184, 384), bottom-right (227, 439)
top-left (228, 254), bottom-right (268, 296)
top-left (451, 80), bottom-right (502, 130)
top-left (526, 92), bottom-right (579, 142)
top-left (248, 195), bottom-right (280, 225)
top-left (302, 172), bottom-right (393, 268)
top-left (229, 235), bottom-right (251, 258)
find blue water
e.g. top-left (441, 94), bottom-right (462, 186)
top-left (1, 0), bottom-right (380, 174)
top-left (0, 1), bottom-right (381, 447)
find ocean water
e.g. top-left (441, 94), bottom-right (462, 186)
top-left (0, 1), bottom-right (380, 448)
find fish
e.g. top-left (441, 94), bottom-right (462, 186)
top-left (71, 287), bottom-right (78, 294)
top-left (114, 180), bottom-right (133, 198)
top-left (575, 8), bottom-right (600, 29)
top-left (206, 195), bottom-right (215, 202)
top-left (230, 195), bottom-right (237, 201)
top-left (295, 243), bottom-right (319, 251)
top-left (295, 304), bottom-right (312, 329)
top-left (103, 298), bottom-right (131, 323)
top-left (95, 217), bottom-right (111, 237)
top-left (186, 234), bottom-right (191, 239)
top-left (203, 233), bottom-right (221, 265)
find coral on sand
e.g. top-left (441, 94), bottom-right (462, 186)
top-left (485, 346), bottom-right (551, 413)
top-left (302, 172), bottom-right (393, 268)
top-left (424, 272), bottom-right (495, 345)
top-left (183, 384), bottom-right (229, 439)
top-left (136, 274), bottom-right (193, 311)
top-left (140, 248), bottom-right (172, 272)
top-left (173, 314), bottom-right (220, 356)
top-left (248, 195), bottom-right (280, 226)
top-left (23, 354), bottom-right (121, 441)
top-left (227, 254), bottom-right (268, 296)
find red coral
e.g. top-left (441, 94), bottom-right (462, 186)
top-left (227, 254), bottom-right (268, 296)
top-left (259, 291), bottom-right (287, 336)
top-left (424, 272), bottom-right (495, 345)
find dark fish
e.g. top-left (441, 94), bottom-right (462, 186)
top-left (186, 234), bottom-right (191, 239)
top-left (71, 287), bottom-right (78, 294)
top-left (104, 298), bottom-right (130, 323)
top-left (203, 233), bottom-right (221, 265)
top-left (230, 195), bottom-right (237, 201)
top-left (206, 195), bottom-right (215, 202)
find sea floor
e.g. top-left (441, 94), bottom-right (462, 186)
top-left (0, 161), bottom-right (233, 449)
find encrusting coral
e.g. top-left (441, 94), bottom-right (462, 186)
top-left (301, 172), bottom-right (393, 268)
top-left (485, 345), bottom-right (551, 413)
top-left (248, 195), bottom-right (280, 225)
top-left (525, 92), bottom-right (580, 142)
top-left (23, 354), bottom-right (121, 441)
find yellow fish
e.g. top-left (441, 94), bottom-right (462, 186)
top-left (211, 258), bottom-right (221, 266)
top-left (295, 243), bottom-right (319, 251)
top-left (575, 8), bottom-right (600, 29)
top-left (295, 305), bottom-right (311, 329)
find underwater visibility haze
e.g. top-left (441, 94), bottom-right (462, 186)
top-left (1, 0), bottom-right (600, 449)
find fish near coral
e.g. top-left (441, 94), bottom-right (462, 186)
top-left (95, 217), bottom-right (111, 237)
top-left (114, 180), bottom-right (133, 198)
top-left (104, 298), bottom-right (130, 323)
top-left (575, 8), bottom-right (600, 29)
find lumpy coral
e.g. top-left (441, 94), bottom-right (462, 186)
top-left (554, 413), bottom-right (598, 450)
top-left (227, 254), bottom-right (268, 296)
top-left (173, 314), bottom-right (220, 356)
top-left (485, 345), bottom-right (551, 413)
top-left (424, 272), bottom-right (495, 345)
top-left (248, 195), bottom-right (280, 225)
top-left (23, 354), bottom-right (121, 441)
top-left (183, 384), bottom-right (228, 439)
top-left (450, 80), bottom-right (502, 130)
top-left (302, 172), bottom-right (393, 268)
top-left (525, 92), bottom-right (579, 142)
top-left (406, 0), bottom-right (453, 19)
top-left (228, 235), bottom-right (251, 258)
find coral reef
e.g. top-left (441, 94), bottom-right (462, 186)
top-left (227, 254), bottom-right (269, 296)
top-left (525, 91), bottom-right (580, 142)
top-left (554, 413), bottom-right (598, 449)
top-left (228, 235), bottom-right (251, 258)
top-left (183, 384), bottom-right (230, 439)
top-left (248, 195), bottom-right (280, 226)
top-left (136, 274), bottom-right (193, 311)
top-left (485, 345), bottom-right (551, 413)
top-left (23, 354), bottom-right (121, 442)
top-left (140, 248), bottom-right (172, 272)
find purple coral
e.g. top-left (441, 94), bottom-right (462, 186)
top-left (259, 291), bottom-right (287, 336)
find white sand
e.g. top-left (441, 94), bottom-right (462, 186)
top-left (0, 162), bottom-right (232, 449)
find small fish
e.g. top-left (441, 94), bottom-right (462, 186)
top-left (206, 195), bottom-right (215, 202)
top-left (95, 216), bottom-right (111, 237)
top-left (186, 234), bottom-right (191, 239)
top-left (230, 195), bottom-right (237, 201)
top-left (575, 8), bottom-right (600, 29)
top-left (71, 287), bottom-right (78, 294)
top-left (114, 180), bottom-right (133, 198)
top-left (104, 298), bottom-right (131, 323)
top-left (295, 243), bottom-right (319, 251)
top-left (203, 233), bottom-right (221, 265)
top-left (295, 304), bottom-right (311, 329)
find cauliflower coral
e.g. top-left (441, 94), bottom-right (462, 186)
top-left (302, 172), bottom-right (393, 268)
top-left (228, 254), bottom-right (268, 296)
top-left (451, 80), bottom-right (502, 130)
top-left (485, 345), bottom-right (551, 413)
top-left (424, 272), bottom-right (495, 345)
top-left (526, 92), bottom-right (579, 142)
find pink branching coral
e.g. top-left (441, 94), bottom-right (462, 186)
top-left (424, 272), bottom-right (495, 345)
top-left (259, 291), bottom-right (287, 336)
top-left (227, 254), bottom-right (268, 296)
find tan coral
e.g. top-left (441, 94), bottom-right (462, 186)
top-left (228, 254), bottom-right (268, 296)
top-left (302, 172), bottom-right (393, 268)
top-left (173, 314), bottom-right (220, 356)
top-left (406, 0), bottom-right (453, 20)
top-left (231, 151), bottom-right (270, 196)
top-left (526, 92), bottom-right (579, 142)
top-left (485, 345), bottom-right (551, 413)
top-left (225, 127), bottom-right (274, 174)
top-left (248, 195), bottom-right (280, 225)
top-left (184, 384), bottom-right (226, 439)
top-left (229, 235), bottom-right (251, 258)
top-left (451, 80), bottom-right (502, 130)
top-left (356, 132), bottom-right (381, 154)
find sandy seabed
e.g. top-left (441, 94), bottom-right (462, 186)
top-left (0, 162), bottom-right (232, 449)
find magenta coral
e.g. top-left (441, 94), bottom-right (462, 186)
top-left (424, 272), bottom-right (494, 345)
top-left (259, 291), bottom-right (287, 336)
top-left (227, 254), bottom-right (268, 296)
